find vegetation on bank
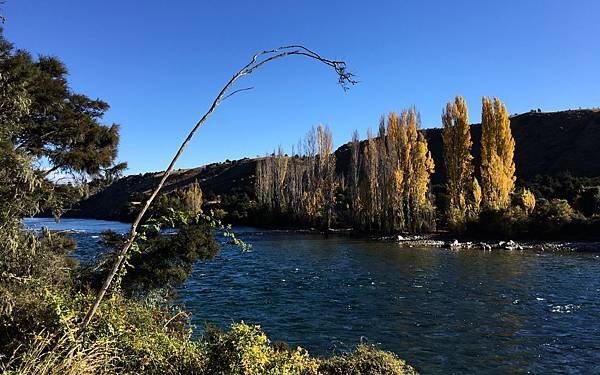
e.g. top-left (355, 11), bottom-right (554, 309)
top-left (68, 108), bottom-right (600, 241)
top-left (1, 3), bottom-right (598, 372)
top-left (256, 109), bottom-right (436, 234)
top-left (250, 96), bottom-right (600, 239)
top-left (2, 277), bottom-right (416, 375)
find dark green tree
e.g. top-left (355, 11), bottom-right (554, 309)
top-left (0, 27), bottom-right (122, 178)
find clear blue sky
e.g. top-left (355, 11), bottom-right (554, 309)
top-left (3, 1), bottom-right (599, 175)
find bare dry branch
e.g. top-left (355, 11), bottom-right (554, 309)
top-left (221, 87), bottom-right (254, 102)
top-left (79, 45), bottom-right (355, 331)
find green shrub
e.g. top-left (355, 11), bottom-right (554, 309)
top-left (1, 331), bottom-right (118, 375)
top-left (200, 322), bottom-right (319, 375)
top-left (546, 199), bottom-right (578, 224)
top-left (0, 230), bottom-right (79, 351)
top-left (81, 222), bottom-right (219, 296)
top-left (1, 285), bottom-right (206, 374)
top-left (319, 345), bottom-right (418, 375)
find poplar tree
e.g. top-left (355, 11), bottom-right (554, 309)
top-left (520, 188), bottom-right (536, 214)
top-left (404, 108), bottom-right (435, 232)
top-left (273, 146), bottom-right (289, 213)
top-left (363, 128), bottom-right (378, 231)
top-left (377, 117), bottom-right (388, 232)
top-left (442, 96), bottom-right (475, 230)
top-left (317, 124), bottom-right (336, 229)
top-left (303, 126), bottom-right (318, 222)
top-left (386, 112), bottom-right (405, 231)
top-left (349, 130), bottom-right (361, 224)
top-left (480, 97), bottom-right (516, 210)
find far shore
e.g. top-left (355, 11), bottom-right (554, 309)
top-left (37, 215), bottom-right (600, 252)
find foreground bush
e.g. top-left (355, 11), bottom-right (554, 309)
top-left (1, 284), bottom-right (417, 374)
top-left (200, 323), bottom-right (320, 375)
top-left (2, 331), bottom-right (118, 375)
top-left (319, 345), bottom-right (418, 375)
top-left (1, 287), bottom-right (206, 374)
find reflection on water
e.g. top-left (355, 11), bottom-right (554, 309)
top-left (24, 219), bottom-right (600, 374)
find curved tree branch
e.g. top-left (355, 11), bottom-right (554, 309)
top-left (79, 45), bottom-right (356, 330)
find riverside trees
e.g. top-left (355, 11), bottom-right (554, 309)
top-left (255, 97), bottom-right (521, 237)
top-left (442, 96), bottom-right (479, 232)
top-left (256, 107), bottom-right (436, 234)
top-left (480, 97), bottom-right (516, 210)
top-left (255, 124), bottom-right (337, 229)
top-left (440, 95), bottom-right (521, 235)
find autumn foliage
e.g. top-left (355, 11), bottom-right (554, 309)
top-left (256, 108), bottom-right (436, 234)
top-left (442, 96), bottom-right (478, 231)
top-left (480, 97), bottom-right (516, 211)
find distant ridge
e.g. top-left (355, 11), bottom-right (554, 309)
top-left (70, 109), bottom-right (600, 221)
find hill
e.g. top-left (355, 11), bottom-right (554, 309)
top-left (68, 109), bottom-right (600, 222)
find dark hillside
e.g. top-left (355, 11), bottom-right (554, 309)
top-left (69, 109), bottom-right (600, 221)
top-left (68, 158), bottom-right (258, 221)
top-left (336, 109), bottom-right (600, 184)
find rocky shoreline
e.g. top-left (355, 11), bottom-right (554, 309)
top-left (392, 234), bottom-right (600, 252)
top-left (255, 228), bottom-right (600, 252)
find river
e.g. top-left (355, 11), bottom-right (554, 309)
top-left (23, 218), bottom-right (600, 374)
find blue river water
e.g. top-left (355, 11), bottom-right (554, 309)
top-left (23, 218), bottom-right (600, 374)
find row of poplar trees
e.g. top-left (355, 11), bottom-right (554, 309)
top-left (255, 124), bottom-right (337, 229)
top-left (347, 107), bottom-right (436, 233)
top-left (255, 107), bottom-right (436, 233)
top-left (255, 97), bottom-right (517, 234)
top-left (442, 96), bottom-right (516, 232)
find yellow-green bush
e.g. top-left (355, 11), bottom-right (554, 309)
top-left (318, 345), bottom-right (418, 375)
top-left (200, 322), bottom-right (319, 375)
top-left (1, 331), bottom-right (118, 375)
top-left (0, 284), bottom-right (205, 374)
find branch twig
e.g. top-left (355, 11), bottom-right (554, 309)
top-left (79, 45), bottom-right (355, 330)
top-left (221, 87), bottom-right (254, 101)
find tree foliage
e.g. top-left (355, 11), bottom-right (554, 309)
top-left (257, 108), bottom-right (436, 234)
top-left (348, 108), bottom-right (436, 233)
top-left (81, 182), bottom-right (222, 296)
top-left (256, 124), bottom-right (338, 229)
top-left (0, 28), bottom-right (121, 178)
top-left (442, 96), bottom-right (478, 231)
top-left (480, 97), bottom-right (516, 210)
top-left (519, 188), bottom-right (536, 215)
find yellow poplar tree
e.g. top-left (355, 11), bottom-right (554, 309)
top-left (316, 124), bottom-right (336, 229)
top-left (442, 95), bottom-right (475, 230)
top-left (405, 107), bottom-right (435, 232)
top-left (387, 111), bottom-right (406, 231)
top-left (480, 97), bottom-right (516, 210)
top-left (183, 181), bottom-right (203, 214)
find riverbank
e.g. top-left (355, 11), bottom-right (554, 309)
top-left (224, 224), bottom-right (600, 253)
top-left (396, 235), bottom-right (600, 252)
top-left (32, 214), bottom-right (600, 254)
